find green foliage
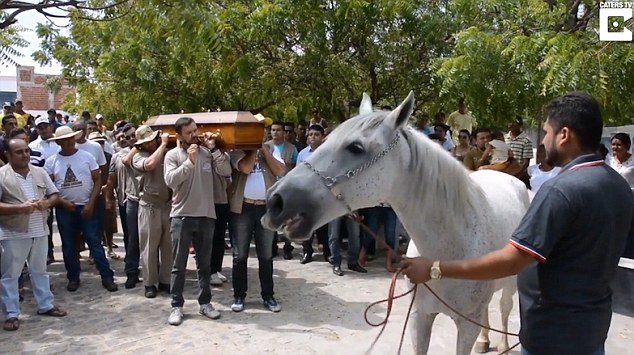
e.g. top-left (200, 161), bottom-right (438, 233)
top-left (433, 0), bottom-right (634, 127)
top-left (0, 11), bottom-right (27, 67)
top-left (31, 0), bottom-right (634, 128)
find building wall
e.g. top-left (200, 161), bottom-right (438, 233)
top-left (15, 66), bottom-right (75, 112)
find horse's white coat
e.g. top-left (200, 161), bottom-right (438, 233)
top-left (262, 93), bottom-right (530, 354)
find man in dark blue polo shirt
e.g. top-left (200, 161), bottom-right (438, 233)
top-left (401, 91), bottom-right (633, 355)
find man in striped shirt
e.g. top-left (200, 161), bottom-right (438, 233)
top-left (0, 139), bottom-right (67, 331)
top-left (506, 115), bottom-right (534, 186)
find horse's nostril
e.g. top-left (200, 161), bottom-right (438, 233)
top-left (269, 193), bottom-right (284, 217)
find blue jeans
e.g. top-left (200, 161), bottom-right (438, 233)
top-left (0, 237), bottom-right (54, 319)
top-left (362, 206), bottom-right (398, 250)
top-left (328, 216), bottom-right (361, 267)
top-left (170, 217), bottom-right (214, 307)
top-left (124, 200), bottom-right (140, 278)
top-left (118, 202), bottom-right (129, 246)
top-left (55, 205), bottom-right (114, 282)
top-left (521, 345), bottom-right (604, 355)
top-left (231, 203), bottom-right (275, 299)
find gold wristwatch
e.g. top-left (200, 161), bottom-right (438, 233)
top-left (430, 260), bottom-right (442, 280)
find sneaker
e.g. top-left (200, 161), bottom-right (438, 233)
top-left (231, 297), bottom-right (245, 312)
top-left (125, 276), bottom-right (139, 289)
top-left (168, 307), bottom-right (183, 326)
top-left (158, 283), bottom-right (170, 293)
top-left (199, 304), bottom-right (221, 320)
top-left (216, 272), bottom-right (228, 283)
top-left (263, 297), bottom-right (281, 312)
top-left (210, 273), bottom-right (223, 286)
top-left (102, 279), bottom-right (118, 292)
top-left (66, 280), bottom-right (80, 292)
top-left (145, 286), bottom-right (158, 298)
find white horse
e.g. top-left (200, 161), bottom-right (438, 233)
top-left (261, 92), bottom-right (530, 354)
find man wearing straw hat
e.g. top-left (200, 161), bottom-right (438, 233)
top-left (44, 126), bottom-right (117, 293)
top-left (130, 125), bottom-right (172, 299)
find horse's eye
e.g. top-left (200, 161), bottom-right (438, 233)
top-left (346, 142), bottom-right (365, 154)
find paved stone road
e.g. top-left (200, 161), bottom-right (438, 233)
top-left (1, 228), bottom-right (632, 355)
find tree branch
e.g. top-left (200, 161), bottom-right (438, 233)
top-left (0, 0), bottom-right (131, 30)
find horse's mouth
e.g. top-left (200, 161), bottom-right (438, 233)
top-left (280, 213), bottom-right (311, 241)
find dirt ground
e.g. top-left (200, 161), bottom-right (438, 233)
top-left (0, 227), bottom-right (632, 355)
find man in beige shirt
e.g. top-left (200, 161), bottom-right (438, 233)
top-left (163, 117), bottom-right (231, 326)
top-left (131, 126), bottom-right (172, 299)
top-left (447, 99), bottom-right (477, 144)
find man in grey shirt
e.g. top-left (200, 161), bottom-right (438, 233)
top-left (163, 117), bottom-right (231, 326)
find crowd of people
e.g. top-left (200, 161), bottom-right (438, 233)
top-left (0, 97), bottom-right (632, 341)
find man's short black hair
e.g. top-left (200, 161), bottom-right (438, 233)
top-left (472, 127), bottom-right (491, 138)
top-left (544, 91), bottom-right (603, 151)
top-left (271, 121), bottom-right (284, 128)
top-left (2, 114), bottom-right (16, 126)
top-left (434, 123), bottom-right (450, 133)
top-left (283, 122), bottom-right (295, 129)
top-left (81, 110), bottom-right (91, 119)
top-left (9, 127), bottom-right (28, 139)
top-left (307, 124), bottom-right (325, 135)
top-left (47, 108), bottom-right (56, 115)
top-left (175, 116), bottom-right (195, 134)
top-left (122, 123), bottom-right (137, 133)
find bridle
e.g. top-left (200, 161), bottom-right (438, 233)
top-left (303, 133), bottom-right (401, 212)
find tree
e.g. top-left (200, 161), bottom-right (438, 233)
top-left (0, 0), bottom-right (129, 66)
top-left (35, 0), bottom-right (457, 123)
top-left (432, 0), bottom-right (634, 128)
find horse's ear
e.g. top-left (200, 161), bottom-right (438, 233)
top-left (385, 91), bottom-right (415, 130)
top-left (359, 92), bottom-right (373, 115)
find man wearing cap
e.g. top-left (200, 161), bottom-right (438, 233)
top-left (29, 115), bottom-right (61, 263)
top-left (164, 116), bottom-right (231, 325)
top-left (2, 102), bottom-right (14, 118)
top-left (86, 119), bottom-right (115, 155)
top-left (105, 123), bottom-right (141, 289)
top-left (44, 126), bottom-right (117, 292)
top-left (0, 138), bottom-right (66, 331)
top-left (126, 126), bottom-right (173, 298)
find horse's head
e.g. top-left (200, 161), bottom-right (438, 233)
top-left (261, 91), bottom-right (415, 240)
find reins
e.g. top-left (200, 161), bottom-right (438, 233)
top-left (348, 214), bottom-right (520, 355)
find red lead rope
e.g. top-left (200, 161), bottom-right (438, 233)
top-left (348, 214), bottom-right (520, 355)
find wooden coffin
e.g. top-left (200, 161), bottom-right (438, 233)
top-left (144, 111), bottom-right (264, 150)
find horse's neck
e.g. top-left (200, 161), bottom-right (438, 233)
top-left (389, 138), bottom-right (482, 258)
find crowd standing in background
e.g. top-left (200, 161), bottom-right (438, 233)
top-left (0, 97), bottom-right (632, 333)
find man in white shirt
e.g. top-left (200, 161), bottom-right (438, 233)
top-left (28, 116), bottom-right (60, 160)
top-left (0, 138), bottom-right (67, 331)
top-left (45, 126), bottom-right (117, 293)
top-left (28, 115), bottom-right (60, 263)
top-left (229, 140), bottom-right (285, 313)
top-left (297, 125), bottom-right (331, 264)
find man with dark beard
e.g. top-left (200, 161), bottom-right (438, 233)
top-left (401, 91), bottom-right (633, 355)
top-left (164, 117), bottom-right (231, 326)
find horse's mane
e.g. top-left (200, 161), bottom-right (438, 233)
top-left (399, 127), bottom-right (484, 220)
top-left (332, 109), bottom-right (484, 226)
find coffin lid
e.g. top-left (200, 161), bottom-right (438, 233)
top-left (144, 111), bottom-right (263, 126)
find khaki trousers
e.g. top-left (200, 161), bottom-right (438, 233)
top-left (138, 201), bottom-right (172, 287)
